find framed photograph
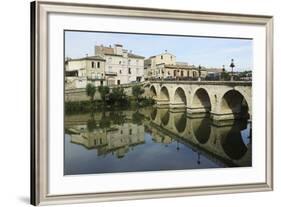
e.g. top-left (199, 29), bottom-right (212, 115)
top-left (31, 1), bottom-right (273, 205)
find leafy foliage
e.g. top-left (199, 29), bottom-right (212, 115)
top-left (86, 83), bottom-right (96, 103)
top-left (98, 85), bottom-right (110, 103)
top-left (107, 87), bottom-right (129, 106)
top-left (132, 85), bottom-right (145, 102)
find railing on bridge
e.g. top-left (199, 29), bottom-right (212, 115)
top-left (147, 76), bottom-right (252, 82)
top-left (148, 80), bottom-right (252, 86)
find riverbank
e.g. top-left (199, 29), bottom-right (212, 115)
top-left (65, 97), bottom-right (155, 114)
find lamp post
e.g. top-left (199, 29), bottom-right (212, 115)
top-left (220, 65), bottom-right (225, 81)
top-left (198, 65), bottom-right (201, 81)
top-left (230, 59), bottom-right (235, 81)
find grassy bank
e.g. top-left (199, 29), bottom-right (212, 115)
top-left (65, 97), bottom-right (155, 114)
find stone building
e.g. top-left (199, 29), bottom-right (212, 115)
top-left (95, 44), bottom-right (145, 85)
top-left (144, 51), bottom-right (176, 79)
top-left (144, 51), bottom-right (209, 80)
top-left (65, 55), bottom-right (106, 88)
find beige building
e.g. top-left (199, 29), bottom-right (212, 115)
top-left (95, 44), bottom-right (145, 85)
top-left (65, 55), bottom-right (106, 88)
top-left (144, 51), bottom-right (213, 80)
top-left (144, 51), bottom-right (176, 79)
top-left (157, 63), bottom-right (208, 79)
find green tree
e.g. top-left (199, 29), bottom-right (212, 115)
top-left (132, 85), bottom-right (144, 102)
top-left (98, 85), bottom-right (110, 103)
top-left (86, 83), bottom-right (96, 103)
top-left (108, 87), bottom-right (129, 106)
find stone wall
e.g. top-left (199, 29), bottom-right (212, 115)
top-left (65, 88), bottom-right (90, 102)
top-left (64, 83), bottom-right (144, 102)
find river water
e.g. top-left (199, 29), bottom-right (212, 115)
top-left (64, 106), bottom-right (252, 175)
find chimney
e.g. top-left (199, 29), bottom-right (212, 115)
top-left (114, 44), bottom-right (123, 55)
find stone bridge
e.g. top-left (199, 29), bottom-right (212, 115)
top-left (147, 81), bottom-right (252, 121)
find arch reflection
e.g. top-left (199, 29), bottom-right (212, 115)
top-left (161, 110), bottom-right (170, 126)
top-left (220, 122), bottom-right (248, 160)
top-left (191, 118), bottom-right (211, 144)
top-left (174, 112), bottom-right (187, 133)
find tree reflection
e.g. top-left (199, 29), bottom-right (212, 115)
top-left (132, 111), bottom-right (145, 125)
top-left (87, 118), bottom-right (97, 132)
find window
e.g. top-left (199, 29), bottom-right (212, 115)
top-left (119, 61), bottom-right (122, 64)
top-left (117, 80), bottom-right (120, 85)
top-left (161, 55), bottom-right (163, 59)
top-left (128, 67), bottom-right (131, 74)
top-left (108, 66), bottom-right (112, 72)
top-left (128, 59), bottom-right (131, 65)
top-left (181, 71), bottom-right (184, 77)
top-left (91, 61), bottom-right (95, 68)
top-left (108, 57), bottom-right (112, 63)
top-left (171, 56), bottom-right (173, 60)
top-left (129, 129), bottom-right (132, 135)
top-left (100, 80), bottom-right (103, 86)
top-left (97, 62), bottom-right (100, 68)
top-left (119, 70), bottom-right (122, 74)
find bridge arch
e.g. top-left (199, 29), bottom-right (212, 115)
top-left (160, 86), bottom-right (170, 101)
top-left (174, 87), bottom-right (187, 105)
top-left (192, 88), bottom-right (212, 112)
top-left (150, 85), bottom-right (157, 98)
top-left (220, 90), bottom-right (249, 118)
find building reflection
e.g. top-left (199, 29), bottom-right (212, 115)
top-left (65, 107), bottom-right (252, 167)
top-left (66, 111), bottom-right (145, 159)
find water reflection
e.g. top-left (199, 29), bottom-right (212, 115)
top-left (64, 107), bottom-right (252, 175)
top-left (192, 118), bottom-right (211, 144)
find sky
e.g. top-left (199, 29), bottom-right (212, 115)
top-left (65, 31), bottom-right (253, 71)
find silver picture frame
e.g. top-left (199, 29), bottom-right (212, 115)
top-left (31, 0), bottom-right (273, 205)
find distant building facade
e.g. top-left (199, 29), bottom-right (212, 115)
top-left (95, 44), bottom-right (145, 85)
top-left (144, 51), bottom-right (209, 80)
top-left (65, 55), bottom-right (106, 89)
top-left (65, 44), bottom-right (145, 89)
